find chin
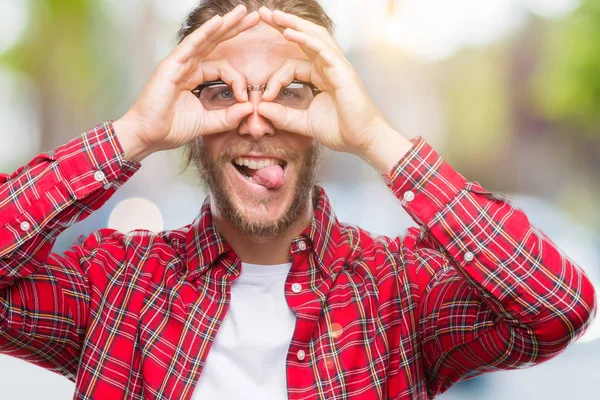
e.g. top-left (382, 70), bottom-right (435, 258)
top-left (193, 138), bottom-right (320, 237)
top-left (218, 167), bottom-right (309, 237)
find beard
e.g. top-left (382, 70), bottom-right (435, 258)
top-left (190, 138), bottom-right (322, 237)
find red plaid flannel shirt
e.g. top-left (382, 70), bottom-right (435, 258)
top-left (0, 121), bottom-right (596, 399)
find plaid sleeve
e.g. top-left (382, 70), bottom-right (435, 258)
top-left (383, 136), bottom-right (597, 395)
top-left (0, 121), bottom-right (140, 379)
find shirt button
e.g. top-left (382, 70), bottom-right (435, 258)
top-left (464, 251), bottom-right (474, 262)
top-left (103, 183), bottom-right (112, 190)
top-left (20, 221), bottom-right (31, 231)
top-left (292, 283), bottom-right (302, 293)
top-left (296, 350), bottom-right (306, 361)
top-left (298, 240), bottom-right (307, 251)
top-left (403, 191), bottom-right (415, 202)
top-left (94, 171), bottom-right (106, 182)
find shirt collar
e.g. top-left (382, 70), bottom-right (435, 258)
top-left (181, 185), bottom-right (342, 282)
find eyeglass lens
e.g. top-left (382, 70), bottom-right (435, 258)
top-left (192, 81), bottom-right (317, 110)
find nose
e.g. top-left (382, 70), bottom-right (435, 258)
top-left (237, 88), bottom-right (275, 140)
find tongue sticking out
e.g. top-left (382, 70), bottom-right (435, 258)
top-left (246, 164), bottom-right (285, 189)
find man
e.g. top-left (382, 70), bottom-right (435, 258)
top-left (0, 1), bottom-right (596, 399)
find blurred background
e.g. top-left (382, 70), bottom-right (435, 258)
top-left (1, 0), bottom-right (599, 398)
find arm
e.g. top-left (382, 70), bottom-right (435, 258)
top-left (0, 7), bottom-right (262, 379)
top-left (251, 12), bottom-right (596, 393)
top-left (0, 121), bottom-right (142, 379)
top-left (381, 136), bottom-right (597, 396)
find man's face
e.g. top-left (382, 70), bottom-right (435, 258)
top-left (193, 21), bottom-right (322, 237)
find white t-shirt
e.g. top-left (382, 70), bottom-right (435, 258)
top-left (191, 261), bottom-right (296, 400)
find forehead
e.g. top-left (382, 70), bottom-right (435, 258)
top-left (204, 21), bottom-right (308, 84)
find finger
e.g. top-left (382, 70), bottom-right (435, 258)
top-left (176, 5), bottom-right (256, 62)
top-left (283, 28), bottom-right (339, 68)
top-left (204, 101), bottom-right (255, 134)
top-left (258, 7), bottom-right (286, 34)
top-left (172, 14), bottom-right (224, 62)
top-left (261, 59), bottom-right (315, 101)
top-left (195, 59), bottom-right (249, 102)
top-left (257, 9), bottom-right (337, 67)
top-left (207, 10), bottom-right (260, 50)
top-left (271, 10), bottom-right (325, 38)
top-left (271, 9), bottom-right (341, 52)
top-left (183, 4), bottom-right (246, 51)
top-left (189, 11), bottom-right (260, 67)
top-left (257, 102), bottom-right (312, 137)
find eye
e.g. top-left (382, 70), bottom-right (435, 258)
top-left (208, 84), bottom-right (234, 100)
top-left (192, 84), bottom-right (230, 99)
top-left (279, 89), bottom-right (297, 98)
top-left (278, 82), bottom-right (306, 98)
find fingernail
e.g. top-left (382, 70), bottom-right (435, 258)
top-left (262, 88), bottom-right (269, 98)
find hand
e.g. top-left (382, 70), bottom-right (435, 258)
top-left (114, 5), bottom-right (259, 158)
top-left (256, 7), bottom-right (400, 159)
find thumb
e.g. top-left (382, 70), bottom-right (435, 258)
top-left (257, 102), bottom-right (311, 137)
top-left (203, 101), bottom-right (254, 134)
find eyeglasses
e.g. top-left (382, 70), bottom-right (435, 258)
top-left (191, 79), bottom-right (321, 110)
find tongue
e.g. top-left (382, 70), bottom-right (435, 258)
top-left (247, 164), bottom-right (285, 189)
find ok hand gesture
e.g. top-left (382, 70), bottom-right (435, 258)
top-left (115, 5), bottom-right (259, 159)
top-left (256, 7), bottom-right (399, 160)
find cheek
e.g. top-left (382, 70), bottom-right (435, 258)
top-left (199, 135), bottom-right (227, 160)
top-left (292, 136), bottom-right (315, 155)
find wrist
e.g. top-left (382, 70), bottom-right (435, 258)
top-left (358, 124), bottom-right (413, 174)
top-left (112, 116), bottom-right (155, 163)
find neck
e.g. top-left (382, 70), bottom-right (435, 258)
top-left (210, 194), bottom-right (314, 265)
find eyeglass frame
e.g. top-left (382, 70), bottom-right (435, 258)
top-left (192, 79), bottom-right (322, 99)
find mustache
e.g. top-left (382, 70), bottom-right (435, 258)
top-left (217, 140), bottom-right (302, 165)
